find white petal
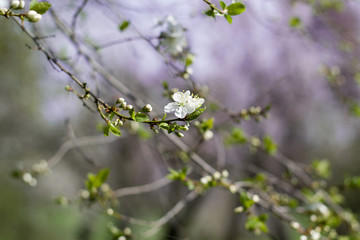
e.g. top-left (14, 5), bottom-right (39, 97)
top-left (175, 106), bottom-right (187, 118)
top-left (172, 92), bottom-right (183, 102)
top-left (185, 104), bottom-right (195, 114)
top-left (164, 102), bottom-right (179, 113)
top-left (194, 98), bottom-right (205, 108)
top-left (184, 90), bottom-right (191, 96)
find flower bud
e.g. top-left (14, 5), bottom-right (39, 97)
top-left (0, 8), bottom-right (8, 14)
top-left (143, 104), bottom-right (152, 112)
top-left (26, 10), bottom-right (42, 22)
top-left (19, 0), bottom-right (25, 9)
top-left (10, 0), bottom-right (20, 9)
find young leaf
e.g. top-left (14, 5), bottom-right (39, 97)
top-left (185, 107), bottom-right (206, 121)
top-left (119, 20), bottom-right (130, 32)
top-left (263, 135), bottom-right (277, 155)
top-left (30, 0), bottom-right (52, 15)
top-left (95, 168), bottom-right (110, 187)
top-left (224, 14), bottom-right (233, 24)
top-left (134, 113), bottom-right (149, 122)
top-left (227, 3), bottom-right (246, 16)
top-left (289, 16), bottom-right (302, 28)
top-left (203, 9), bottom-right (216, 19)
top-left (108, 123), bottom-right (121, 136)
top-left (103, 124), bottom-right (110, 136)
top-left (220, 1), bottom-right (226, 10)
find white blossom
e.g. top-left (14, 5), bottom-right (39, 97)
top-left (157, 15), bottom-right (187, 56)
top-left (164, 90), bottom-right (204, 119)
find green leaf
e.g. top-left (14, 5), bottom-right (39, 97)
top-left (109, 123), bottom-right (121, 136)
top-left (159, 122), bottom-right (169, 130)
top-left (245, 214), bottom-right (269, 234)
top-left (119, 20), bottom-right (130, 32)
top-left (220, 1), bottom-right (226, 10)
top-left (134, 113), bottom-right (149, 122)
top-left (200, 117), bottom-right (214, 133)
top-left (312, 159), bottom-right (331, 179)
top-left (240, 192), bottom-right (255, 210)
top-left (224, 14), bottom-right (233, 24)
top-left (227, 2), bottom-right (246, 16)
top-left (225, 128), bottom-right (247, 146)
top-left (203, 9), bottom-right (216, 19)
top-left (185, 54), bottom-right (195, 67)
top-left (29, 0), bottom-right (52, 15)
top-left (129, 109), bottom-right (136, 120)
top-left (95, 168), bottom-right (110, 187)
top-left (103, 124), bottom-right (110, 136)
top-left (289, 16), bottom-right (302, 28)
top-left (263, 135), bottom-right (277, 155)
top-left (185, 107), bottom-right (206, 121)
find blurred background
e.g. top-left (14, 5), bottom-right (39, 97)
top-left (1, 0), bottom-right (360, 239)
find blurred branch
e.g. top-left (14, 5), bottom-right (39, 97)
top-left (114, 177), bottom-right (172, 198)
top-left (47, 135), bottom-right (118, 168)
top-left (71, 0), bottom-right (89, 32)
top-left (144, 190), bottom-right (198, 237)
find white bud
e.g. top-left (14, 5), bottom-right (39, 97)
top-left (80, 190), bottom-right (90, 199)
top-left (26, 10), bottom-right (42, 22)
top-left (252, 194), bottom-right (260, 203)
top-left (203, 130), bottom-right (214, 141)
top-left (118, 237), bottom-right (126, 240)
top-left (310, 214), bottom-right (317, 222)
top-left (229, 184), bottom-right (237, 193)
top-left (310, 230), bottom-right (321, 240)
top-left (10, 0), bottom-right (19, 9)
top-left (29, 178), bottom-right (37, 187)
top-left (144, 104), bottom-right (152, 112)
top-left (300, 236), bottom-right (308, 240)
top-left (127, 105), bottom-right (133, 110)
top-left (22, 172), bottom-right (32, 183)
top-left (19, 0), bottom-right (24, 9)
top-left (200, 176), bottom-right (209, 185)
top-left (123, 227), bottom-right (132, 236)
top-left (234, 206), bottom-right (244, 213)
top-left (107, 208), bottom-right (114, 216)
top-left (33, 13), bottom-right (42, 22)
top-left (222, 170), bottom-right (229, 178)
top-left (213, 171), bottom-right (221, 180)
top-left (0, 7), bottom-right (8, 14)
top-left (290, 221), bottom-right (300, 230)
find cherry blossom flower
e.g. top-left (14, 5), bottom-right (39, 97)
top-left (164, 90), bottom-right (204, 119)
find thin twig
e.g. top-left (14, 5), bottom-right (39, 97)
top-left (144, 191), bottom-right (198, 237)
top-left (47, 135), bottom-right (118, 168)
top-left (115, 177), bottom-right (172, 198)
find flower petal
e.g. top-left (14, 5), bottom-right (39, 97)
top-left (164, 102), bottom-right (179, 113)
top-left (175, 106), bottom-right (187, 118)
top-left (172, 92), bottom-right (183, 102)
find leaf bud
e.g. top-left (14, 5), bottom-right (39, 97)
top-left (175, 131), bottom-right (184, 138)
